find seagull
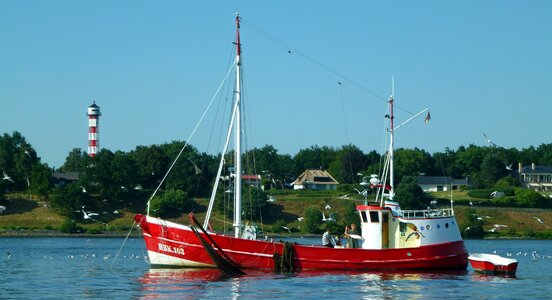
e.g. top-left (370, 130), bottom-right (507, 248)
top-left (2, 171), bottom-right (14, 183)
top-left (0, 205), bottom-right (6, 214)
top-left (281, 226), bottom-right (291, 234)
top-left (134, 185), bottom-right (142, 191)
top-left (354, 188), bottom-right (368, 197)
top-left (534, 216), bottom-right (549, 228)
top-left (80, 186), bottom-right (87, 193)
top-left (324, 204), bottom-right (331, 210)
top-left (113, 210), bottom-right (120, 214)
top-left (469, 201), bottom-right (474, 206)
top-left (80, 206), bottom-right (107, 227)
top-left (483, 133), bottom-right (497, 147)
top-left (297, 217), bottom-right (304, 221)
top-left (464, 226), bottom-right (472, 231)
top-left (488, 224), bottom-right (508, 232)
top-left (24, 150), bottom-right (31, 159)
top-left (339, 194), bottom-right (350, 199)
top-left (81, 207), bottom-right (99, 219)
top-left (506, 164), bottom-right (513, 171)
top-left (322, 212), bottom-right (335, 222)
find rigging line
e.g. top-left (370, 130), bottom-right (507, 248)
top-left (146, 60), bottom-right (237, 215)
top-left (339, 82), bottom-right (354, 183)
top-left (110, 221), bottom-right (137, 270)
top-left (240, 17), bottom-right (416, 116)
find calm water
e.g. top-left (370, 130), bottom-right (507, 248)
top-left (1, 236), bottom-right (551, 299)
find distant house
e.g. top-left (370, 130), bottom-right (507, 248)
top-left (52, 171), bottom-right (79, 187)
top-left (242, 174), bottom-right (262, 189)
top-left (518, 163), bottom-right (552, 191)
top-left (292, 169), bottom-right (339, 190)
top-left (416, 176), bottom-right (469, 192)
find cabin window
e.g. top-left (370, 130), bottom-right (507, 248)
top-left (369, 211), bottom-right (379, 223)
top-left (445, 222), bottom-right (449, 228)
top-left (360, 211), bottom-right (368, 223)
top-left (399, 222), bottom-right (407, 236)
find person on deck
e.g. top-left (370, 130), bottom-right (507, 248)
top-left (346, 223), bottom-right (359, 248)
top-left (322, 228), bottom-right (336, 248)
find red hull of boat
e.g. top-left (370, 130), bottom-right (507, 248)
top-left (469, 259), bottom-right (518, 275)
top-left (135, 214), bottom-right (468, 271)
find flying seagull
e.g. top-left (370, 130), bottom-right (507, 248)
top-left (534, 216), bottom-right (549, 228)
top-left (2, 171), bottom-right (14, 183)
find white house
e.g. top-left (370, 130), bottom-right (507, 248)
top-left (416, 176), bottom-right (469, 192)
top-left (292, 169), bottom-right (339, 190)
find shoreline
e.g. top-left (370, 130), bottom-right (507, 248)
top-left (0, 229), bottom-right (543, 240)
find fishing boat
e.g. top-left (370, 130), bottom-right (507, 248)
top-left (134, 13), bottom-right (468, 273)
top-left (468, 253), bottom-right (518, 275)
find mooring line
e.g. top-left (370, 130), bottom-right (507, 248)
top-left (110, 221), bottom-right (137, 269)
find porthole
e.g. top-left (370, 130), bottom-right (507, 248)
top-left (437, 224), bottom-right (440, 229)
top-left (445, 223), bottom-right (449, 228)
top-left (426, 225), bottom-right (431, 230)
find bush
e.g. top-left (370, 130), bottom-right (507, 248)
top-left (514, 188), bottom-right (547, 208)
top-left (59, 219), bottom-right (85, 234)
top-left (86, 227), bottom-right (102, 234)
top-left (150, 189), bottom-right (191, 218)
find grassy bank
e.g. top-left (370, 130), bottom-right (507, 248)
top-left (1, 190), bottom-right (552, 238)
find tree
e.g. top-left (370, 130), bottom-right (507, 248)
top-left (479, 152), bottom-right (508, 188)
top-left (393, 176), bottom-right (427, 209)
top-left (328, 144), bottom-right (368, 184)
top-left (60, 148), bottom-right (87, 172)
top-left (304, 206), bottom-right (321, 233)
top-left (30, 163), bottom-right (53, 198)
top-left (294, 145), bottom-right (337, 173)
top-left (394, 148), bottom-right (434, 183)
top-left (242, 186), bottom-right (269, 221)
top-left (129, 145), bottom-right (170, 189)
top-left (150, 189), bottom-right (191, 218)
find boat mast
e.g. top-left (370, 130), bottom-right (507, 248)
top-left (387, 94), bottom-right (395, 203)
top-left (233, 13), bottom-right (243, 238)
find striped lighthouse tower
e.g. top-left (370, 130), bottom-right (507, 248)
top-left (87, 101), bottom-right (101, 157)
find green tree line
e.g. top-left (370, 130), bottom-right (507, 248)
top-left (2, 131), bottom-right (552, 223)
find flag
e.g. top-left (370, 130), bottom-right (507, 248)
top-left (424, 111), bottom-right (431, 123)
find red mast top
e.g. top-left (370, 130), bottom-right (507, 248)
top-left (235, 13), bottom-right (241, 57)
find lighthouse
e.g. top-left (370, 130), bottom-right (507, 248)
top-left (87, 101), bottom-right (101, 157)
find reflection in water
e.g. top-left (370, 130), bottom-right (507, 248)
top-left (138, 268), bottom-right (471, 299)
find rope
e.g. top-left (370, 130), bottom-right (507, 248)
top-left (190, 227), bottom-right (244, 276)
top-left (189, 213), bottom-right (245, 275)
top-left (110, 221), bottom-right (136, 269)
top-left (273, 241), bottom-right (295, 273)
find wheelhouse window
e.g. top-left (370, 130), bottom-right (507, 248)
top-left (369, 211), bottom-right (379, 223)
top-left (360, 211), bottom-right (368, 223)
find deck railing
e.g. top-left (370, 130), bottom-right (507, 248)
top-left (398, 208), bottom-right (454, 219)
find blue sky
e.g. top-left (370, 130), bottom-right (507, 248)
top-left (1, 1), bottom-right (551, 168)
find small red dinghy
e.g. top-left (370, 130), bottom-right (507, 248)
top-left (468, 253), bottom-right (518, 275)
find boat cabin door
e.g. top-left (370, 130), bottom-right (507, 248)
top-left (359, 206), bottom-right (390, 249)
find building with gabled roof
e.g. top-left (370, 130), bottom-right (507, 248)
top-left (292, 169), bottom-right (339, 190)
top-left (416, 176), bottom-right (469, 192)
